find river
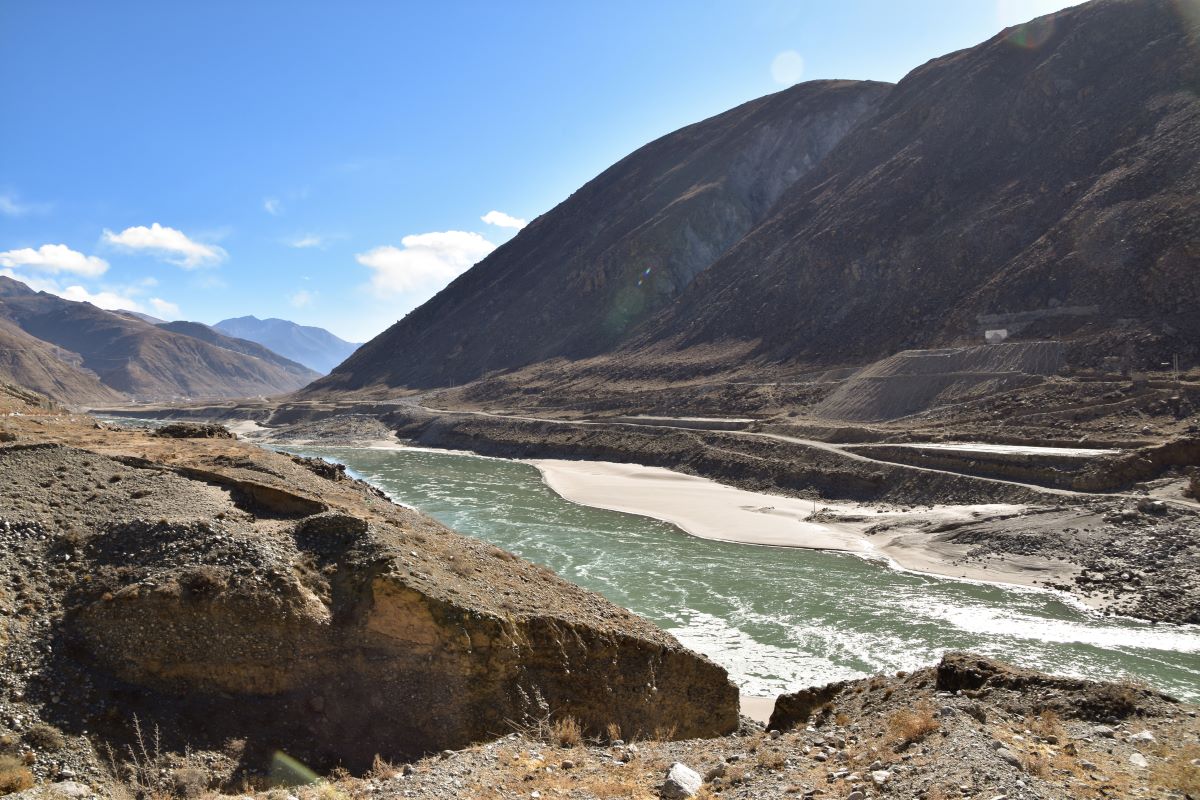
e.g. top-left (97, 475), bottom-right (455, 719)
top-left (286, 444), bottom-right (1200, 704)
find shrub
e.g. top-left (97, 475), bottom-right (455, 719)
top-left (550, 716), bottom-right (582, 748)
top-left (887, 703), bottom-right (939, 745)
top-left (24, 722), bottom-right (66, 751)
top-left (0, 754), bottom-right (34, 795)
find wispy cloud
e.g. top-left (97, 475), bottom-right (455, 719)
top-left (102, 223), bottom-right (227, 269)
top-left (264, 197), bottom-right (282, 216)
top-left (0, 244), bottom-right (109, 277)
top-left (289, 289), bottom-right (316, 308)
top-left (288, 233), bottom-right (325, 248)
top-left (0, 192), bottom-right (50, 217)
top-left (148, 297), bottom-right (180, 318)
top-left (356, 231), bottom-right (495, 296)
top-left (481, 210), bottom-right (527, 230)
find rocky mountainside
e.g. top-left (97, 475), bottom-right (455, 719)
top-left (214, 316), bottom-right (359, 374)
top-left (0, 318), bottom-right (124, 407)
top-left (0, 277), bottom-right (318, 403)
top-left (307, 0), bottom-right (1199, 398)
top-left (306, 79), bottom-right (891, 393)
top-left (636, 0), bottom-right (1200, 371)
top-left (157, 320), bottom-right (318, 385)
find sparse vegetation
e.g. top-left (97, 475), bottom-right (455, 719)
top-left (24, 721), bottom-right (66, 751)
top-left (1152, 743), bottom-right (1200, 796)
top-left (0, 754), bottom-right (34, 795)
top-left (1027, 709), bottom-right (1063, 740)
top-left (549, 716), bottom-right (582, 748)
top-left (887, 702), bottom-right (939, 746)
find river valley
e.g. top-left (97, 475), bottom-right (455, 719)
top-left (285, 443), bottom-right (1200, 705)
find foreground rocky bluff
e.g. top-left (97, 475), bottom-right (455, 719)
top-left (0, 415), bottom-right (737, 772)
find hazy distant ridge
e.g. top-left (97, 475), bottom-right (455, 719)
top-left (215, 316), bottom-right (359, 374)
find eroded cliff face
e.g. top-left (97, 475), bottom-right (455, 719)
top-left (0, 418), bottom-right (738, 771)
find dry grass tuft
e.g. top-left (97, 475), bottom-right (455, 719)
top-left (24, 721), bottom-right (66, 751)
top-left (886, 702), bottom-right (939, 746)
top-left (1026, 709), bottom-right (1063, 740)
top-left (1021, 751), bottom-right (1049, 777)
top-left (550, 716), bottom-right (583, 748)
top-left (0, 754), bottom-right (34, 795)
top-left (651, 723), bottom-right (678, 743)
top-left (1152, 743), bottom-right (1200, 795)
top-left (366, 754), bottom-right (400, 780)
top-left (605, 722), bottom-right (623, 744)
top-left (756, 748), bottom-right (787, 770)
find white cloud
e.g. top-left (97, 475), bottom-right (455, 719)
top-left (148, 297), bottom-right (180, 318)
top-left (102, 223), bottom-right (227, 269)
top-left (288, 234), bottom-right (324, 248)
top-left (0, 268), bottom-right (175, 315)
top-left (481, 210), bottom-right (527, 230)
top-left (0, 244), bottom-right (109, 277)
top-left (58, 285), bottom-right (145, 312)
top-left (289, 289), bottom-right (316, 308)
top-left (356, 231), bottom-right (495, 296)
top-left (264, 197), bottom-right (282, 216)
top-left (771, 50), bottom-right (805, 86)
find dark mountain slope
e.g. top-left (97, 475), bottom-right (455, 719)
top-left (214, 316), bottom-right (359, 374)
top-left (305, 79), bottom-right (891, 393)
top-left (0, 277), bottom-right (317, 401)
top-left (158, 320), bottom-right (319, 384)
top-left (636, 0), bottom-right (1200, 368)
top-left (0, 317), bottom-right (125, 406)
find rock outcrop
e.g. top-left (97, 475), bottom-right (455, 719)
top-left (0, 417), bottom-right (738, 772)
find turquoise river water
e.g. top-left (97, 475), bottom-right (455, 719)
top-left (281, 444), bottom-right (1200, 704)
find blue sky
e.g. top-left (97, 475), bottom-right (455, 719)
top-left (0, 0), bottom-right (1079, 342)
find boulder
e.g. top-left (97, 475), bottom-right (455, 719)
top-left (660, 762), bottom-right (702, 799)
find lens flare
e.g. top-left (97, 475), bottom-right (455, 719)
top-left (1004, 15), bottom-right (1056, 49)
top-left (269, 751), bottom-right (322, 787)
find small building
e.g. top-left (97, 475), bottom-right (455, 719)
top-left (985, 328), bottom-right (1009, 344)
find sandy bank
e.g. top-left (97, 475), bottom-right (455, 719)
top-left (529, 458), bottom-right (1075, 593)
top-left (530, 459), bottom-right (870, 551)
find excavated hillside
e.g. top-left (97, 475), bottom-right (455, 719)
top-left (305, 79), bottom-right (891, 393)
top-left (0, 277), bottom-right (317, 403)
top-left (0, 412), bottom-right (737, 777)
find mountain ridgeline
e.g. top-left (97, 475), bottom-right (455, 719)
top-left (306, 0), bottom-right (1200, 397)
top-left (0, 277), bottom-right (320, 404)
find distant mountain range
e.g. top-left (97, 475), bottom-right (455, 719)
top-left (0, 276), bottom-right (319, 405)
top-left (304, 0), bottom-right (1200, 398)
top-left (214, 316), bottom-right (359, 374)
